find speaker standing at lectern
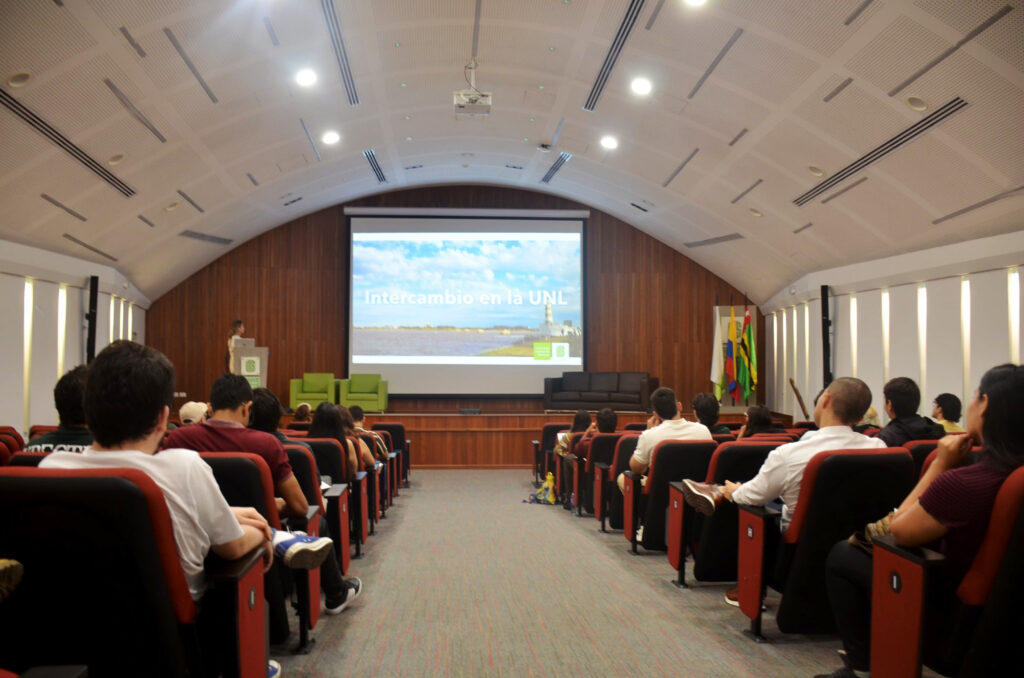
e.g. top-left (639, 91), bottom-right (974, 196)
top-left (225, 319), bottom-right (245, 374)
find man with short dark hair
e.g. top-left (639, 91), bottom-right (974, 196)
top-left (692, 392), bottom-right (731, 434)
top-left (350, 405), bottom-right (388, 462)
top-left (167, 375), bottom-right (362, 614)
top-left (25, 366), bottom-right (93, 452)
top-left (932, 392), bottom-right (965, 433)
top-left (617, 387), bottom-right (712, 493)
top-left (876, 377), bottom-right (944, 446)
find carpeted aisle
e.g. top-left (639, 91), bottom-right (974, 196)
top-left (276, 470), bottom-right (849, 677)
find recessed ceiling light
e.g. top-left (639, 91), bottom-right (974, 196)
top-left (549, 46), bottom-right (556, 52)
top-left (748, 207), bottom-right (763, 217)
top-left (406, 136), bottom-right (412, 141)
top-left (321, 131), bottom-right (340, 145)
top-left (529, 117), bottom-right (535, 122)
top-left (523, 137), bottom-right (530, 142)
top-left (404, 115), bottom-right (411, 120)
top-left (630, 77), bottom-right (652, 96)
top-left (538, 84), bottom-right (544, 90)
top-left (462, 163), bottom-right (470, 168)
top-left (808, 165), bottom-right (825, 177)
top-left (906, 95), bottom-right (928, 111)
top-left (164, 202), bottom-right (180, 212)
top-left (600, 135), bottom-right (618, 150)
top-left (394, 42), bottom-right (401, 48)
top-left (684, 0), bottom-right (708, 7)
top-left (461, 152), bottom-right (474, 157)
top-left (294, 69), bottom-right (317, 87)
top-left (7, 72), bottom-right (31, 88)
top-left (400, 82), bottom-right (407, 87)
top-left (107, 153), bottom-right (126, 166)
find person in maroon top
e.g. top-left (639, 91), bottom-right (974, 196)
top-left (816, 363), bottom-right (1024, 678)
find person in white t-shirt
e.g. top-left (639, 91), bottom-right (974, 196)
top-left (617, 387), bottom-right (713, 492)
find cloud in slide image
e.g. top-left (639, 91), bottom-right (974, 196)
top-left (352, 236), bottom-right (582, 328)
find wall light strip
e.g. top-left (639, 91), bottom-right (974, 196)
top-left (960, 277), bottom-right (971, 401)
top-left (881, 289), bottom-right (890, 382)
top-left (803, 302), bottom-right (810, 401)
top-left (119, 298), bottom-right (126, 340)
top-left (57, 285), bottom-right (67, 376)
top-left (109, 295), bottom-right (116, 344)
top-left (772, 312), bottom-right (779, 409)
top-left (917, 284), bottom-right (928, 407)
top-left (128, 302), bottom-right (133, 341)
top-left (850, 294), bottom-right (858, 378)
top-left (23, 280), bottom-right (33, 433)
top-left (791, 306), bottom-right (798, 410)
top-left (1010, 268), bottom-right (1020, 364)
top-left (782, 309), bottom-right (789, 413)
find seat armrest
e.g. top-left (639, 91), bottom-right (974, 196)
top-left (594, 462), bottom-right (610, 470)
top-left (305, 503), bottom-right (320, 522)
top-left (206, 545), bottom-right (265, 583)
top-left (355, 471), bottom-right (367, 482)
top-left (872, 535), bottom-right (945, 564)
top-left (737, 504), bottom-right (782, 519)
top-left (21, 668), bottom-right (90, 678)
top-left (324, 482), bottom-right (347, 499)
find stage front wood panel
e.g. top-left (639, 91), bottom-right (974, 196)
top-left (147, 185), bottom-right (763, 414)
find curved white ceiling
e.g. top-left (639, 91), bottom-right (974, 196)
top-left (1, 0), bottom-right (1022, 304)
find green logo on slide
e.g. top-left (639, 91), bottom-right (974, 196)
top-left (533, 342), bottom-right (552, 360)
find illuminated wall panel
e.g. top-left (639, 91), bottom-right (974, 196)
top-left (925, 277), bottom-right (963, 414)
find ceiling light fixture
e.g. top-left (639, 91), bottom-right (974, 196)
top-left (630, 77), bottom-right (652, 95)
top-left (684, 0), bottom-right (708, 7)
top-left (808, 165), bottom-right (825, 177)
top-left (404, 115), bottom-right (411, 120)
top-left (107, 154), bottom-right (126, 166)
top-left (406, 136), bottom-right (412, 141)
top-left (294, 69), bottom-right (317, 87)
top-left (321, 131), bottom-right (340, 145)
top-left (394, 42), bottom-right (401, 48)
top-left (600, 135), bottom-right (619, 150)
top-left (748, 207), bottom-right (763, 217)
top-left (7, 72), bottom-right (31, 88)
top-left (164, 202), bottom-right (180, 212)
top-left (549, 46), bottom-right (556, 52)
top-left (400, 82), bottom-right (407, 87)
top-left (906, 95), bottom-right (928, 111)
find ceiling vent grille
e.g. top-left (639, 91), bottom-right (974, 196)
top-left (283, 196), bottom-right (303, 206)
top-left (176, 189), bottom-right (204, 213)
top-left (164, 28), bottom-right (217, 103)
top-left (793, 96), bottom-right (968, 207)
top-left (180, 230), bottom-right (232, 245)
top-left (663, 148), bottom-right (699, 187)
top-left (541, 151), bottom-right (572, 184)
top-left (363, 150), bottom-right (386, 183)
top-left (932, 185), bottom-right (1024, 225)
top-left (684, 233), bottom-right (744, 248)
top-left (63, 233), bottom-right (117, 261)
top-left (138, 214), bottom-right (155, 227)
top-left (583, 0), bottom-right (645, 112)
top-left (104, 79), bottom-right (166, 143)
top-left (0, 89), bottom-right (135, 197)
top-left (321, 0), bottom-right (359, 106)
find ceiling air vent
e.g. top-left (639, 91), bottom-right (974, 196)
top-left (793, 97), bottom-right (968, 207)
top-left (363, 150), bottom-right (386, 183)
top-left (0, 89), bottom-right (135, 197)
top-left (41, 193), bottom-right (86, 221)
top-left (663, 148), bottom-right (699, 187)
top-left (283, 197), bottom-right (303, 206)
top-left (321, 0), bottom-right (359, 106)
top-left (138, 214), bottom-right (155, 227)
top-left (540, 152), bottom-right (571, 184)
top-left (63, 233), bottom-right (117, 261)
top-left (583, 0), bottom-right (646, 112)
top-left (630, 203), bottom-right (649, 213)
top-left (684, 233), bottom-right (744, 248)
top-left (176, 189), bottom-right (204, 213)
top-left (180, 230), bottom-right (232, 245)
top-left (164, 28), bottom-right (217, 103)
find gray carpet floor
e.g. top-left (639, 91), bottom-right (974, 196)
top-left (273, 470), bottom-right (881, 677)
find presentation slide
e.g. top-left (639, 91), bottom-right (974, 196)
top-left (349, 215), bottom-right (584, 395)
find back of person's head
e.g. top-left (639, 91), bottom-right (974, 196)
top-left (883, 377), bottom-right (920, 418)
top-left (85, 341), bottom-right (174, 447)
top-left (230, 319), bottom-right (244, 336)
top-left (859, 405), bottom-right (880, 427)
top-left (349, 405), bottom-right (366, 424)
top-left (53, 365), bottom-right (88, 427)
top-left (650, 387), bottom-right (677, 420)
top-left (596, 407), bottom-right (617, 433)
top-left (691, 392), bottom-right (720, 428)
top-left (209, 374), bottom-right (253, 412)
top-left (338, 405), bottom-right (357, 435)
top-left (743, 405), bottom-right (774, 435)
top-left (976, 364), bottom-right (1024, 473)
top-left (826, 377), bottom-right (874, 426)
top-left (178, 401), bottom-right (208, 426)
top-left (571, 409), bottom-right (590, 432)
top-left (293, 403), bottom-right (312, 421)
top-left (309, 402), bottom-right (343, 439)
top-left (250, 388), bottom-right (284, 433)
top-left (934, 393), bottom-right (962, 422)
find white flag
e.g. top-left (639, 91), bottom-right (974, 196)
top-left (710, 307), bottom-right (725, 400)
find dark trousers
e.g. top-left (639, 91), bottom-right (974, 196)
top-left (825, 541), bottom-right (874, 670)
top-left (318, 515), bottom-right (346, 597)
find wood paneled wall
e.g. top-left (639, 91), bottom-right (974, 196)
top-left (147, 186), bottom-right (762, 428)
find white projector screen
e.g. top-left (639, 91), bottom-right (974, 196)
top-left (348, 213), bottom-right (585, 395)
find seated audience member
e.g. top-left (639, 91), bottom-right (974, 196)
top-left (736, 405), bottom-right (776, 439)
top-left (561, 408), bottom-right (617, 509)
top-left (38, 342), bottom-right (331, 678)
top-left (876, 377), bottom-right (944, 446)
top-left (350, 405), bottom-right (388, 462)
top-left (932, 393), bottom-right (965, 433)
top-left (178, 400), bottom-right (208, 426)
top-left (852, 405), bottom-right (880, 433)
top-left (682, 377), bottom-right (885, 606)
top-left (692, 392), bottom-right (732, 434)
top-left (308, 402), bottom-right (361, 483)
top-left (250, 388), bottom-right (310, 452)
top-left (339, 405), bottom-right (379, 470)
top-left (292, 403), bottom-right (312, 423)
top-left (25, 365), bottom-right (92, 452)
top-left (166, 375), bottom-right (361, 613)
top-left (554, 410), bottom-right (591, 459)
top-left (618, 387), bottom-right (712, 493)
top-left (816, 364), bottom-right (1024, 678)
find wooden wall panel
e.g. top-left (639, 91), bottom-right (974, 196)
top-left (148, 185), bottom-right (765, 463)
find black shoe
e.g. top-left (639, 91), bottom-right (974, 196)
top-left (325, 577), bottom-right (362, 615)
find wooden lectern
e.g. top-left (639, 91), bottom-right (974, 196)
top-left (231, 338), bottom-right (269, 388)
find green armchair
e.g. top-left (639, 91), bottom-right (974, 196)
top-left (289, 372), bottom-right (336, 410)
top-left (337, 373), bottom-right (388, 412)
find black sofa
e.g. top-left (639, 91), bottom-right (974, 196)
top-left (543, 371), bottom-right (656, 411)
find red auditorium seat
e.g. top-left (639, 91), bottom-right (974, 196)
top-left (0, 427), bottom-right (25, 450)
top-left (871, 465), bottom-right (1024, 676)
top-left (27, 425), bottom-right (57, 439)
top-left (623, 439), bottom-right (717, 553)
top-left (592, 433), bottom-right (638, 528)
top-left (901, 439), bottom-right (941, 478)
top-left (736, 448), bottom-right (913, 639)
top-left (712, 432), bottom-right (737, 445)
top-left (576, 432), bottom-right (625, 515)
top-left (0, 466), bottom-right (266, 677)
top-left (531, 422), bottom-right (570, 484)
top-left (302, 437), bottom-right (369, 554)
top-left (371, 422), bottom-right (410, 486)
top-left (350, 435), bottom-right (382, 532)
top-left (7, 452), bottom-right (47, 467)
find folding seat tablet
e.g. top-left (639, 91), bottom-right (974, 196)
top-left (871, 465), bottom-right (1024, 677)
top-left (736, 448), bottom-right (913, 639)
top-left (0, 467), bottom-right (266, 678)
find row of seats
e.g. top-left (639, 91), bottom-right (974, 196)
top-left (0, 420), bottom-right (411, 677)
top-left (534, 423), bottom-right (1024, 676)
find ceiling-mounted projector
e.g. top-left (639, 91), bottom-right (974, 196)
top-left (454, 89), bottom-right (492, 116)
